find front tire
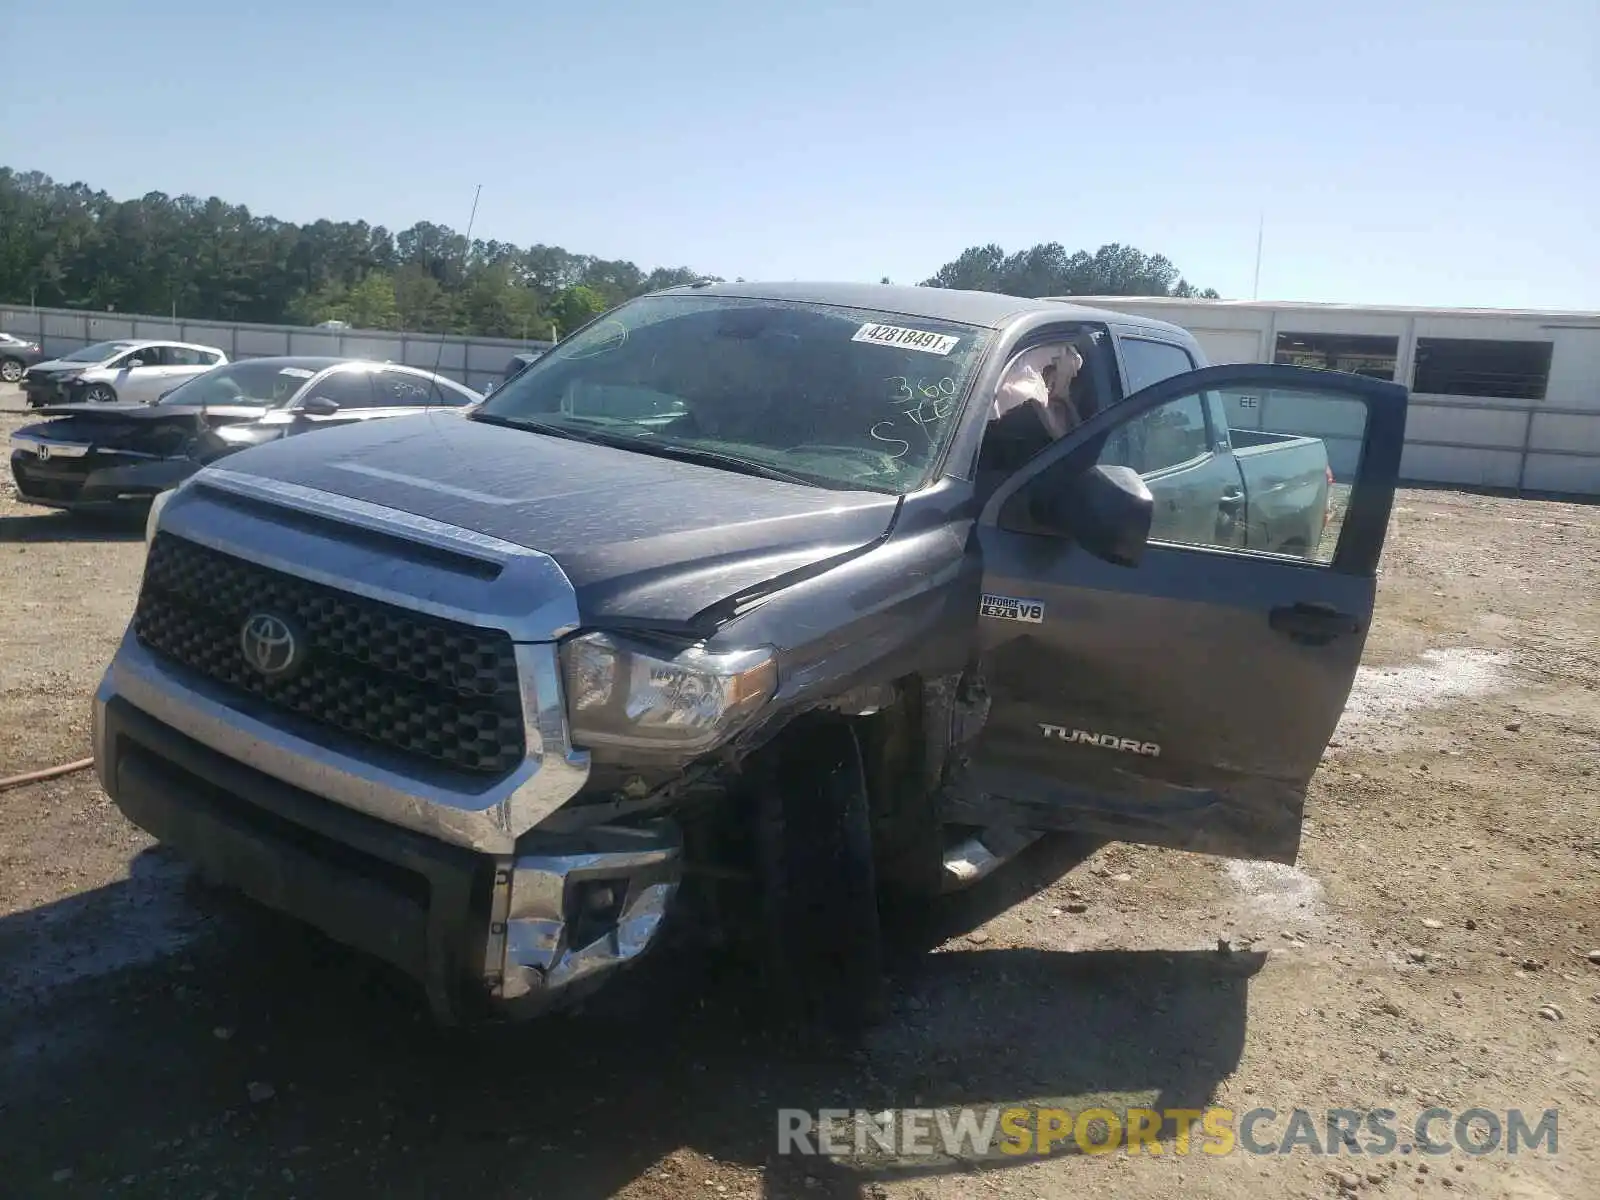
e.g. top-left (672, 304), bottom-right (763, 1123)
top-left (755, 719), bottom-right (888, 1036)
top-left (81, 383), bottom-right (117, 403)
top-left (0, 358), bottom-right (23, 384)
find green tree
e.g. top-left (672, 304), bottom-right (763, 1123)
top-left (551, 285), bottom-right (608, 336)
top-left (923, 240), bottom-right (1219, 299)
top-left (0, 167), bottom-right (719, 337)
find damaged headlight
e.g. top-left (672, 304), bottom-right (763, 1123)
top-left (213, 424), bottom-right (268, 445)
top-left (559, 632), bottom-right (777, 753)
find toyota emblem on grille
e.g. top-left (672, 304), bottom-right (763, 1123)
top-left (240, 613), bottom-right (304, 678)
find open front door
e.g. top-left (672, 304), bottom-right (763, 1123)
top-left (946, 364), bottom-right (1408, 864)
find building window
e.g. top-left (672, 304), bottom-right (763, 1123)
top-left (1411, 338), bottom-right (1553, 401)
top-left (1274, 332), bottom-right (1398, 381)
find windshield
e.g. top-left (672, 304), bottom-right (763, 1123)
top-left (474, 295), bottom-right (993, 492)
top-left (155, 361), bottom-right (318, 407)
top-left (63, 340), bottom-right (135, 363)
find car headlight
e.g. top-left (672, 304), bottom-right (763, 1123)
top-left (559, 632), bottom-right (777, 753)
top-left (214, 424), bottom-right (268, 445)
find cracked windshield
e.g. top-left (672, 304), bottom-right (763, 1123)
top-left (476, 295), bottom-right (992, 491)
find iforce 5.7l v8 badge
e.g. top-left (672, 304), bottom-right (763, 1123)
top-left (979, 593), bottom-right (1044, 623)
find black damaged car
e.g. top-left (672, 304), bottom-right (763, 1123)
top-left (8, 356), bottom-right (481, 511)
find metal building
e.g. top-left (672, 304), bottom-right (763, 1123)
top-left (1073, 298), bottom-right (1600, 497)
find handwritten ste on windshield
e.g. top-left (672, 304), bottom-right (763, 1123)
top-left (870, 375), bottom-right (957, 458)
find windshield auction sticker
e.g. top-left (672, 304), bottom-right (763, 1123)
top-left (852, 322), bottom-right (961, 356)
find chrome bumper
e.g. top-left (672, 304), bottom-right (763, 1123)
top-left (9, 434), bottom-right (91, 458)
top-left (495, 822), bottom-right (682, 1012)
top-left (97, 689), bottom-right (681, 1022)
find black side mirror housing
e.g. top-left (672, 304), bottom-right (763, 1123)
top-left (1033, 464), bottom-right (1154, 567)
top-left (295, 395), bottom-right (340, 417)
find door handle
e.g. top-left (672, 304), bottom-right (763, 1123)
top-left (1269, 602), bottom-right (1361, 644)
top-left (1218, 488), bottom-right (1245, 510)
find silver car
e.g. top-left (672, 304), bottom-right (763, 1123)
top-left (21, 339), bottom-right (229, 407)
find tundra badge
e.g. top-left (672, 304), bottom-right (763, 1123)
top-left (1040, 724), bottom-right (1161, 757)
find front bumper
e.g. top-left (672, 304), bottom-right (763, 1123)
top-left (96, 694), bottom-right (682, 1022)
top-left (93, 468), bottom-right (686, 1021)
top-left (21, 378), bottom-right (73, 407)
top-left (9, 444), bottom-right (191, 509)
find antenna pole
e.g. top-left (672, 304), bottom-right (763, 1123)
top-left (431, 184), bottom-right (483, 396)
top-left (1252, 214), bottom-right (1264, 301)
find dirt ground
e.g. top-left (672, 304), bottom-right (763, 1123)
top-left (0, 385), bottom-right (1595, 1200)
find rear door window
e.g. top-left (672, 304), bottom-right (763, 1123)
top-left (302, 369), bottom-right (379, 409)
top-left (372, 369), bottom-right (469, 407)
top-left (1119, 338), bottom-right (1195, 394)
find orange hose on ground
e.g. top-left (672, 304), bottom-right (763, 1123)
top-left (0, 758), bottom-right (94, 793)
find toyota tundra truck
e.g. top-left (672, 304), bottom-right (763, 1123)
top-left (94, 282), bottom-right (1407, 1030)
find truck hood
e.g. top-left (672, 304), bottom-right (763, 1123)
top-left (207, 412), bottom-right (902, 627)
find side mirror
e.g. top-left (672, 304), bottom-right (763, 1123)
top-left (1034, 464), bottom-right (1153, 567)
top-left (295, 395), bottom-right (340, 417)
top-left (125, 358), bottom-right (145, 369)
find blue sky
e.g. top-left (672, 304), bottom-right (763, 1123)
top-left (3, 0), bottom-right (1595, 309)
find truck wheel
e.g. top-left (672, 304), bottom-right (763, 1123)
top-left (755, 719), bottom-right (889, 1035)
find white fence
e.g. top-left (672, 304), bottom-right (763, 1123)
top-left (1076, 297), bottom-right (1600, 498)
top-left (0, 304), bottom-right (555, 396)
top-left (8, 297), bottom-right (1599, 497)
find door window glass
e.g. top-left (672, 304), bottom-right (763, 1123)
top-left (301, 370), bottom-right (378, 409)
top-left (1091, 384), bottom-right (1372, 564)
top-left (165, 346), bottom-right (208, 367)
top-left (1098, 393), bottom-right (1210, 474)
top-left (122, 347), bottom-right (164, 368)
top-left (373, 369), bottom-right (472, 407)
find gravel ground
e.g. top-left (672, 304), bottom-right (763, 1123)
top-left (1, 385), bottom-right (1596, 1200)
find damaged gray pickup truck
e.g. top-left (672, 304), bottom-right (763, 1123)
top-left (94, 282), bottom-right (1408, 1031)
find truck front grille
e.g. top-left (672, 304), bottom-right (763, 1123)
top-left (133, 533), bottom-right (526, 776)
